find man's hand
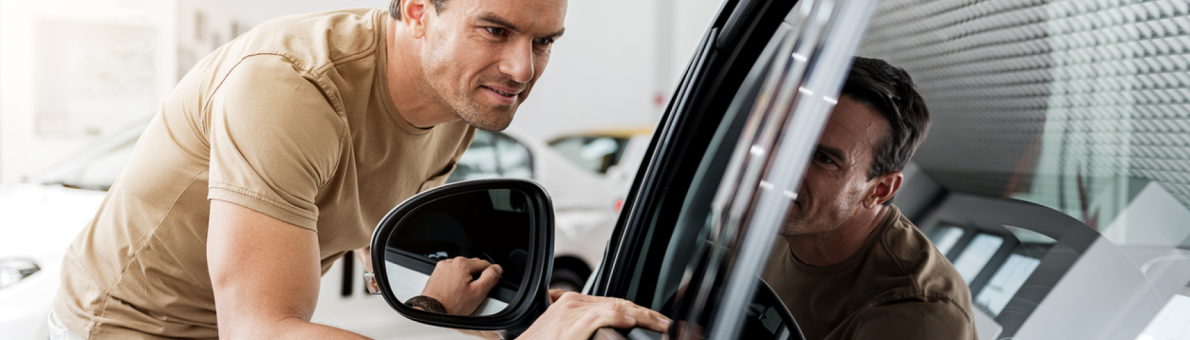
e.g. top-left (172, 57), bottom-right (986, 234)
top-left (420, 256), bottom-right (504, 315)
top-left (517, 291), bottom-right (672, 340)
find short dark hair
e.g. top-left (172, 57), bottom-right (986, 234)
top-left (840, 57), bottom-right (931, 183)
top-left (389, 0), bottom-right (449, 20)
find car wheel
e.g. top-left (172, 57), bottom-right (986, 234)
top-left (549, 266), bottom-right (588, 292)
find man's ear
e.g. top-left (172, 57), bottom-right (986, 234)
top-left (401, 0), bottom-right (429, 38)
top-left (865, 171), bottom-right (902, 209)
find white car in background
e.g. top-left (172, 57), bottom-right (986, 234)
top-left (0, 123), bottom-right (624, 339)
top-left (546, 128), bottom-right (655, 210)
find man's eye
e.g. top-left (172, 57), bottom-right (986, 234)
top-left (816, 152), bottom-right (835, 164)
top-left (534, 37), bottom-right (555, 46)
top-left (485, 27), bottom-right (506, 36)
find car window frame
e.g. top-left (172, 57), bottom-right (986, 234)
top-left (588, 0), bottom-right (803, 300)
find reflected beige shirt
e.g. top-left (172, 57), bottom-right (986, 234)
top-left (762, 206), bottom-right (977, 340)
top-left (53, 8), bottom-right (475, 339)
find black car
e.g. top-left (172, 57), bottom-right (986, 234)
top-left (366, 0), bottom-right (1190, 339)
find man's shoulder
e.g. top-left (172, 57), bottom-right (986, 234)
top-left (871, 206), bottom-right (972, 308)
top-left (838, 300), bottom-right (976, 340)
top-left (236, 8), bottom-right (386, 72)
top-left (875, 206), bottom-right (957, 277)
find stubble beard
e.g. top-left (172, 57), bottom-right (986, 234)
top-left (778, 216), bottom-right (810, 237)
top-left (457, 90), bottom-right (519, 131)
top-left (419, 60), bottom-right (523, 131)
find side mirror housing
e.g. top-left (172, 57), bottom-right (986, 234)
top-left (369, 179), bottom-right (554, 330)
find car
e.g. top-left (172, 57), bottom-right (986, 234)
top-left (547, 128), bottom-right (655, 211)
top-left (546, 127), bottom-right (653, 177)
top-left (366, 0), bottom-right (1190, 339)
top-left (0, 124), bottom-right (621, 339)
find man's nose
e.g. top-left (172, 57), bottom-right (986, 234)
top-left (499, 39), bottom-right (535, 84)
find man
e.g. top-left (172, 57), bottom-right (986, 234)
top-left (761, 57), bottom-right (976, 340)
top-left (51, 0), bottom-right (668, 339)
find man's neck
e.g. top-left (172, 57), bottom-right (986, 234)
top-left (385, 18), bottom-right (457, 129)
top-left (783, 206), bottom-right (890, 267)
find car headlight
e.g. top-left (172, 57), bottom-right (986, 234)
top-left (0, 259), bottom-right (40, 289)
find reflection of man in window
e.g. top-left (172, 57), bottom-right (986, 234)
top-left (762, 57), bottom-right (976, 339)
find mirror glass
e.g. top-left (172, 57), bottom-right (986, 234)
top-left (382, 188), bottom-right (532, 316)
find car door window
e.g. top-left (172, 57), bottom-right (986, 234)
top-left (613, 20), bottom-right (787, 312)
top-left (596, 0), bottom-right (876, 338)
top-left (604, 0), bottom-right (1190, 338)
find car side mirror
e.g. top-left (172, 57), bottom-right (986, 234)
top-left (367, 179), bottom-right (554, 331)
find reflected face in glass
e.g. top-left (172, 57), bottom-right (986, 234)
top-left (780, 96), bottom-right (889, 236)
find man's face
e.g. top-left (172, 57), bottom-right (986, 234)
top-left (416, 0), bottom-right (566, 131)
top-left (780, 96), bottom-right (889, 237)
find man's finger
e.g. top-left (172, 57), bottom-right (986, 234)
top-left (549, 289), bottom-right (567, 303)
top-left (471, 264), bottom-right (503, 291)
top-left (601, 298), bottom-right (672, 333)
top-left (565, 307), bottom-right (639, 340)
top-left (455, 257), bottom-right (496, 272)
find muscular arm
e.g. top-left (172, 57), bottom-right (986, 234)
top-left (207, 200), bottom-right (370, 340)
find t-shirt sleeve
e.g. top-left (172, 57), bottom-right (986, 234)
top-left (849, 301), bottom-right (976, 340)
top-left (206, 54), bottom-right (345, 232)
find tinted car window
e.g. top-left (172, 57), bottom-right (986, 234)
top-left (597, 0), bottom-right (866, 337)
top-left (616, 23), bottom-right (788, 311)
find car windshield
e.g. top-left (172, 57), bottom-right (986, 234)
top-left (548, 135), bottom-right (633, 174)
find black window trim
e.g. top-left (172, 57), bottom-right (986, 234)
top-left (589, 0), bottom-right (803, 302)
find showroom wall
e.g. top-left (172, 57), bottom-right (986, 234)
top-left (0, 0), bottom-right (241, 183)
top-left (0, 0), bottom-right (721, 183)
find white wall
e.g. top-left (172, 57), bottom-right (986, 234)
top-left (510, 0), bottom-right (721, 140)
top-left (0, 0), bottom-right (177, 183)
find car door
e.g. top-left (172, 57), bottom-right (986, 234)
top-left (597, 0), bottom-right (1190, 339)
top-left (587, 0), bottom-right (878, 338)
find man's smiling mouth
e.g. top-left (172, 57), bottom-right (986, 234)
top-left (482, 86), bottom-right (519, 97)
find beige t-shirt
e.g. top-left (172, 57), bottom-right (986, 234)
top-left (761, 206), bottom-right (977, 340)
top-left (53, 8), bottom-right (475, 339)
